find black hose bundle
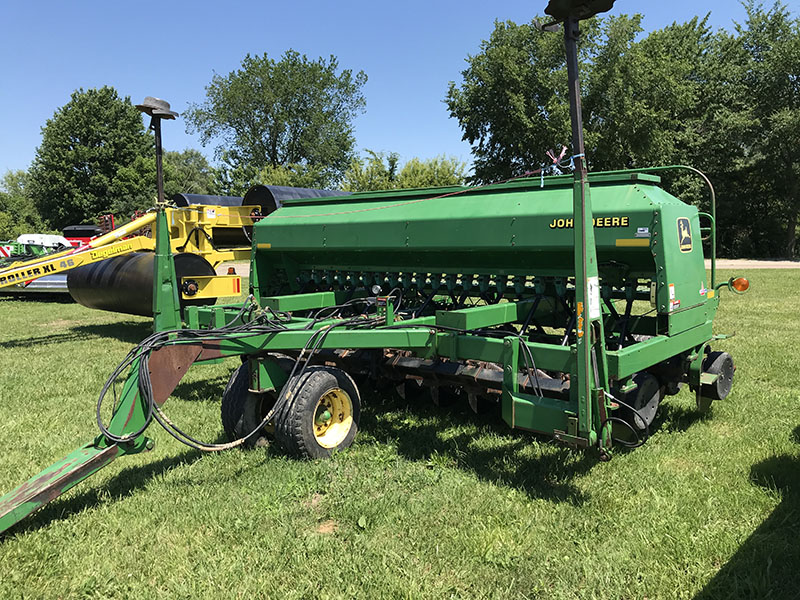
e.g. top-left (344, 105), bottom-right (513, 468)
top-left (96, 297), bottom-right (384, 452)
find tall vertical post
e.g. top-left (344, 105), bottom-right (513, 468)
top-left (153, 117), bottom-right (166, 205)
top-left (563, 18), bottom-right (609, 447)
top-left (135, 97), bottom-right (181, 333)
top-left (150, 115), bottom-right (181, 332)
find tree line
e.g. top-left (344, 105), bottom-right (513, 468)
top-left (2, 1), bottom-right (796, 257)
top-left (0, 79), bottom-right (466, 239)
top-left (447, 1), bottom-right (799, 258)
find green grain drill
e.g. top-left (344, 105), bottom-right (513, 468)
top-left (0, 0), bottom-right (748, 535)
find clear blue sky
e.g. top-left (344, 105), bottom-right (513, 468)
top-left (0, 0), bottom-right (792, 176)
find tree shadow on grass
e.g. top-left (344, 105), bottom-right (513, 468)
top-left (172, 373), bottom-right (232, 403)
top-left (0, 293), bottom-right (74, 304)
top-left (360, 390), bottom-right (594, 505)
top-left (0, 320), bottom-right (150, 349)
top-left (693, 425), bottom-right (800, 599)
top-left (655, 401), bottom-right (710, 434)
top-left (72, 322), bottom-right (152, 345)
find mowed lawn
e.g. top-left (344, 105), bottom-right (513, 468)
top-left (0, 270), bottom-right (798, 599)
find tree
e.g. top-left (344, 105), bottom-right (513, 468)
top-left (0, 170), bottom-right (48, 239)
top-left (445, 7), bottom-right (800, 258)
top-left (445, 19), bottom-right (599, 183)
top-left (445, 15), bottom-right (715, 183)
top-left (584, 15), bottom-right (721, 232)
top-left (394, 156), bottom-right (467, 189)
top-left (341, 151), bottom-right (401, 191)
top-left (163, 149), bottom-right (216, 198)
top-left (210, 152), bottom-right (330, 197)
top-left (726, 1), bottom-right (800, 257)
top-left (28, 87), bottom-right (153, 229)
top-left (342, 151), bottom-right (467, 192)
top-left (584, 16), bottom-right (713, 171)
top-left (186, 51), bottom-right (367, 188)
top-left (675, 1), bottom-right (800, 258)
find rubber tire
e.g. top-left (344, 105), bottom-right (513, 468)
top-left (625, 372), bottom-right (663, 431)
top-left (275, 366), bottom-right (360, 459)
top-left (220, 363), bottom-right (272, 448)
top-left (700, 351), bottom-right (734, 401)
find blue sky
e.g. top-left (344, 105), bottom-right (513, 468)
top-left (0, 1), bottom-right (792, 176)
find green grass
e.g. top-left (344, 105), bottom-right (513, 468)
top-left (0, 271), bottom-right (799, 599)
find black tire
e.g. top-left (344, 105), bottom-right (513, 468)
top-left (620, 372), bottom-right (663, 431)
top-left (220, 363), bottom-right (274, 448)
top-left (275, 366), bottom-right (360, 459)
top-left (700, 351), bottom-right (734, 401)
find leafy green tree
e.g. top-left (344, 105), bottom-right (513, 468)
top-left (725, 1), bottom-right (800, 257)
top-left (342, 151), bottom-right (467, 192)
top-left (210, 153), bottom-right (260, 197)
top-left (186, 51), bottom-right (367, 188)
top-left (445, 19), bottom-right (598, 183)
top-left (0, 170), bottom-right (48, 239)
top-left (211, 153), bottom-right (328, 197)
top-left (445, 15), bottom-right (715, 182)
top-left (163, 149), bottom-right (216, 198)
top-left (254, 164), bottom-right (328, 189)
top-left (583, 15), bottom-right (721, 237)
top-left (107, 155), bottom-right (157, 219)
top-left (28, 87), bottom-right (153, 229)
top-left (675, 1), bottom-right (800, 258)
top-left (446, 7), bottom-right (800, 258)
top-left (395, 156), bottom-right (467, 189)
top-left (341, 151), bottom-right (401, 191)
top-left (585, 16), bottom-right (713, 171)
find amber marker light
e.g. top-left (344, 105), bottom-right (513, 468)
top-left (731, 277), bottom-right (750, 293)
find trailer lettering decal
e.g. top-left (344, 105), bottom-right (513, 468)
top-left (0, 261), bottom-right (61, 285)
top-left (90, 243), bottom-right (134, 260)
top-left (549, 216), bottom-right (629, 229)
top-left (0, 266), bottom-right (44, 284)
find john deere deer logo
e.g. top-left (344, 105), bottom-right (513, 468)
top-left (677, 217), bottom-right (692, 253)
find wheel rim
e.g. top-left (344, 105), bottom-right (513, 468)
top-left (313, 388), bottom-right (353, 449)
top-left (717, 355), bottom-right (734, 399)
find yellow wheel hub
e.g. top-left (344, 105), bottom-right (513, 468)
top-left (313, 388), bottom-right (353, 449)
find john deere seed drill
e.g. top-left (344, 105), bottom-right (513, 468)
top-left (0, 0), bottom-right (748, 534)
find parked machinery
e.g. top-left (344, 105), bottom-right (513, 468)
top-left (0, 202), bottom-right (251, 305)
top-left (0, 0), bottom-right (748, 534)
top-left (0, 186), bottom-right (345, 311)
top-left (0, 165), bottom-right (748, 533)
top-left (64, 188), bottom-right (346, 317)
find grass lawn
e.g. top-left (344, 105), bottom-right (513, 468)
top-left (0, 270), bottom-right (798, 599)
